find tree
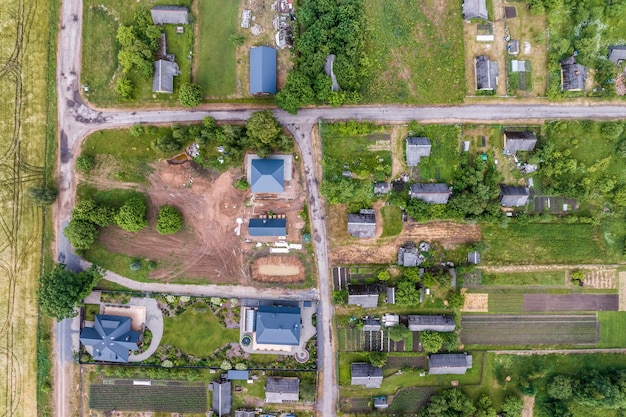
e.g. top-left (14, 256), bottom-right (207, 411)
top-left (388, 324), bottom-right (411, 342)
top-left (547, 375), bottom-right (574, 400)
top-left (476, 394), bottom-right (497, 417)
top-left (151, 135), bottom-right (182, 153)
top-left (179, 83), bottom-right (202, 107)
top-left (368, 352), bottom-right (387, 368)
top-left (420, 331), bottom-right (444, 353)
top-left (501, 395), bottom-right (524, 417)
top-left (64, 219), bottom-right (99, 250)
top-left (601, 122), bottom-right (624, 140)
top-left (27, 185), bottom-right (58, 206)
top-left (404, 268), bottom-right (421, 282)
top-left (246, 110), bottom-right (283, 149)
top-left (448, 289), bottom-right (465, 309)
top-left (38, 264), bottom-right (104, 320)
top-left (156, 205), bottom-right (183, 234)
top-left (396, 280), bottom-right (421, 305)
top-left (76, 154), bottom-right (96, 172)
top-left (115, 197), bottom-right (147, 232)
top-left (72, 198), bottom-right (116, 227)
top-left (275, 70), bottom-right (315, 114)
top-left (115, 77), bottom-right (134, 101)
top-left (613, 187), bottom-right (626, 206)
top-left (420, 388), bottom-right (476, 417)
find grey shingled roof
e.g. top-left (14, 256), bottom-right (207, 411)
top-left (235, 410), bottom-right (256, 417)
top-left (500, 185), bottom-right (529, 207)
top-left (463, 0), bottom-right (488, 19)
top-left (362, 317), bottom-right (382, 331)
top-left (561, 60), bottom-right (587, 91)
top-left (476, 56), bottom-right (498, 90)
top-left (609, 46), bottom-right (626, 64)
top-left (406, 137), bottom-right (431, 166)
top-left (374, 182), bottom-right (391, 194)
top-left (468, 251), bottom-right (481, 264)
top-left (348, 285), bottom-right (380, 308)
top-left (255, 306), bottom-right (301, 346)
top-left (248, 218), bottom-right (287, 237)
top-left (265, 377), bottom-right (299, 403)
top-left (251, 158), bottom-right (284, 193)
top-left (351, 363), bottom-right (383, 388)
top-left (504, 130), bottom-right (537, 153)
top-left (428, 354), bottom-right (473, 375)
top-left (250, 46), bottom-right (277, 94)
top-left (211, 379), bottom-right (232, 417)
top-left (79, 315), bottom-right (139, 363)
top-left (410, 183), bottom-right (451, 204)
top-left (347, 212), bottom-right (376, 239)
top-left (407, 315), bottom-right (456, 332)
top-left (151, 6), bottom-right (189, 25)
top-left (153, 60), bottom-right (179, 94)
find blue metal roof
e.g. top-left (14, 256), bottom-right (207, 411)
top-left (250, 46), bottom-right (277, 94)
top-left (256, 306), bottom-right (301, 346)
top-left (248, 218), bottom-right (287, 236)
top-left (227, 370), bottom-right (250, 380)
top-left (251, 159), bottom-right (284, 193)
top-left (79, 315), bottom-right (140, 363)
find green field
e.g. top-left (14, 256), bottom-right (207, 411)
top-left (480, 271), bottom-right (565, 286)
top-left (407, 124), bottom-right (463, 181)
top-left (83, 243), bottom-right (152, 282)
top-left (90, 383), bottom-right (207, 412)
top-left (195, 0), bottom-right (238, 97)
top-left (362, 0), bottom-right (465, 104)
top-left (598, 312), bottom-right (626, 348)
top-left (161, 302), bottom-right (239, 356)
top-left (381, 206), bottom-right (403, 237)
top-left (77, 185), bottom-right (146, 208)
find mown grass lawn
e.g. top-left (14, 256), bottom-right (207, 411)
top-left (381, 206), bottom-right (403, 237)
top-left (598, 312), bottom-right (626, 348)
top-left (83, 242), bottom-right (151, 282)
top-left (480, 271), bottom-right (566, 286)
top-left (407, 124), bottom-right (463, 182)
top-left (161, 302), bottom-right (239, 356)
top-left (362, 0), bottom-right (465, 104)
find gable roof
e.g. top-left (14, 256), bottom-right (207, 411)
top-left (429, 354), bottom-right (473, 374)
top-left (561, 60), bottom-right (587, 91)
top-left (408, 315), bottom-right (456, 332)
top-left (248, 218), bottom-right (287, 236)
top-left (374, 182), bottom-right (391, 194)
top-left (265, 377), bottom-right (299, 403)
top-left (251, 158), bottom-right (284, 193)
top-left (609, 46), bottom-right (626, 64)
top-left (79, 315), bottom-right (140, 363)
top-left (347, 212), bottom-right (376, 238)
top-left (504, 130), bottom-right (537, 153)
top-left (463, 0), bottom-right (488, 19)
top-left (250, 46), bottom-right (277, 94)
top-left (235, 411), bottom-right (256, 417)
top-left (500, 185), bottom-right (529, 207)
top-left (476, 56), bottom-right (498, 90)
top-left (363, 317), bottom-right (382, 331)
top-left (227, 370), bottom-right (250, 380)
top-left (151, 6), bottom-right (189, 25)
top-left (255, 306), bottom-right (301, 346)
top-left (410, 183), bottom-right (451, 204)
top-left (468, 251), bottom-right (481, 264)
top-left (406, 137), bottom-right (432, 166)
top-left (351, 363), bottom-right (383, 388)
top-left (153, 60), bottom-right (180, 94)
top-left (211, 379), bottom-right (232, 417)
top-left (348, 284), bottom-right (380, 308)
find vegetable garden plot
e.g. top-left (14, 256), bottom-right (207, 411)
top-left (89, 384), bottom-right (207, 412)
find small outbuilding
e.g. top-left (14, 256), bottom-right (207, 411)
top-left (468, 251), bottom-right (481, 264)
top-left (561, 57), bottom-right (587, 92)
top-left (347, 209), bottom-right (376, 239)
top-left (428, 353), bottom-right (473, 375)
top-left (407, 315), bottom-right (456, 332)
top-left (211, 379), bottom-right (232, 417)
top-left (151, 6), bottom-right (189, 25)
top-left (374, 396), bottom-right (389, 409)
top-left (374, 182), bottom-right (391, 195)
top-left (508, 39), bottom-right (520, 55)
top-left (227, 370), bottom-right (250, 381)
top-left (503, 130), bottom-right (537, 154)
top-left (351, 363), bottom-right (383, 388)
top-left (248, 218), bottom-right (287, 237)
top-left (406, 137), bottom-right (432, 166)
top-left (362, 317), bottom-right (382, 332)
top-left (475, 56), bottom-right (498, 91)
top-left (250, 46), bottom-right (277, 95)
top-left (265, 377), bottom-right (299, 403)
top-left (410, 183), bottom-right (451, 204)
top-left (462, 0), bottom-right (488, 20)
top-left (609, 46), bottom-right (626, 65)
top-left (348, 284), bottom-right (380, 309)
top-left (499, 185), bottom-right (529, 207)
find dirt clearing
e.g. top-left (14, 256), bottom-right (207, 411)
top-left (523, 294), bottom-right (618, 312)
top-left (251, 255), bottom-right (305, 283)
top-left (461, 292), bottom-right (489, 312)
top-left (102, 305), bottom-right (146, 331)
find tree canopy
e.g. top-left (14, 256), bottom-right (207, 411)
top-left (419, 388), bottom-right (476, 417)
top-left (63, 219), bottom-right (99, 251)
top-left (27, 185), bottom-right (58, 206)
top-left (156, 205), bottom-right (183, 234)
top-left (420, 331), bottom-right (444, 354)
top-left (179, 83), bottom-right (202, 107)
top-left (115, 197), bottom-right (148, 232)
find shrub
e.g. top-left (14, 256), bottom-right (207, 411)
top-left (151, 135), bottom-right (182, 154)
top-left (76, 154), bottom-right (95, 173)
top-left (130, 124), bottom-right (144, 137)
top-left (147, 260), bottom-right (158, 270)
top-left (369, 351), bottom-right (387, 368)
top-left (161, 360), bottom-right (173, 368)
top-left (235, 362), bottom-right (247, 370)
top-left (156, 205), bottom-right (183, 234)
top-left (27, 186), bottom-right (58, 206)
top-left (420, 331), bottom-right (444, 354)
top-left (114, 77), bottom-right (134, 101)
top-left (130, 260), bottom-right (141, 271)
top-left (234, 178), bottom-right (249, 190)
top-left (64, 219), bottom-right (99, 250)
top-left (220, 360), bottom-right (232, 370)
top-left (115, 197), bottom-right (147, 232)
top-left (179, 83), bottom-right (202, 107)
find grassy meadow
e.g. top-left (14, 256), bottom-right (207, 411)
top-left (381, 205), bottom-right (403, 237)
top-left (407, 123), bottom-right (463, 182)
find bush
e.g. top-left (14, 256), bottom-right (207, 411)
top-left (220, 360), bottom-right (233, 370)
top-left (27, 186), bottom-right (58, 206)
top-left (369, 352), bottom-right (387, 367)
top-left (156, 205), bottom-right (183, 234)
top-left (64, 219), bottom-right (99, 250)
top-left (420, 331), bottom-right (444, 354)
top-left (179, 83), bottom-right (202, 107)
top-left (151, 135), bottom-right (182, 154)
top-left (114, 77), bottom-right (134, 101)
top-left (147, 260), bottom-right (158, 270)
top-left (76, 154), bottom-right (95, 173)
top-left (130, 260), bottom-right (141, 271)
top-left (114, 197), bottom-right (147, 232)
top-left (234, 178), bottom-right (249, 190)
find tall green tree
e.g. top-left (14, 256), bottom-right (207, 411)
top-left (115, 197), bottom-right (148, 232)
top-left (368, 352), bottom-right (387, 368)
top-left (179, 83), bottom-right (202, 107)
top-left (156, 205), bottom-right (183, 234)
top-left (27, 185), bottom-right (58, 206)
top-left (419, 389), bottom-right (476, 417)
top-left (64, 219), bottom-right (99, 250)
top-left (388, 324), bottom-right (411, 342)
top-left (246, 110), bottom-right (283, 149)
top-left (420, 331), bottom-right (444, 354)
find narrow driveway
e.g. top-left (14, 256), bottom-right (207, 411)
top-left (129, 297), bottom-right (163, 362)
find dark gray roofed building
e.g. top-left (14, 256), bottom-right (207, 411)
top-left (561, 57), bottom-right (587, 91)
top-left (265, 377), bottom-right (299, 403)
top-left (250, 46), bottom-right (277, 94)
top-left (211, 379), bottom-right (232, 417)
top-left (408, 315), bottom-right (456, 332)
top-left (255, 306), bottom-right (301, 346)
top-left (79, 315), bottom-right (139, 363)
top-left (363, 317), bottom-right (382, 331)
top-left (153, 60), bottom-right (180, 94)
top-left (468, 251), bottom-right (481, 264)
top-left (251, 158), bottom-right (284, 193)
top-left (347, 209), bottom-right (376, 239)
top-left (248, 218), bottom-right (287, 237)
top-left (475, 56), bottom-right (498, 90)
top-left (429, 353), bottom-right (473, 375)
top-left (406, 137), bottom-right (432, 166)
top-left (609, 46), bottom-right (626, 64)
top-left (463, 0), bottom-right (488, 19)
top-left (374, 396), bottom-right (389, 409)
top-left (500, 185), bottom-right (529, 207)
top-left (151, 6), bottom-right (189, 25)
top-left (374, 182), bottom-right (391, 194)
top-left (235, 410), bottom-right (256, 417)
top-left (410, 183), bottom-right (451, 204)
top-left (351, 363), bottom-right (383, 388)
top-left (503, 130), bottom-right (537, 154)
top-left (348, 284), bottom-right (380, 308)
top-left (508, 39), bottom-right (520, 55)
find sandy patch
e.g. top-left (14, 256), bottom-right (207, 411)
top-left (251, 255), bottom-right (305, 283)
top-left (102, 305), bottom-right (147, 331)
top-left (461, 291), bottom-right (489, 312)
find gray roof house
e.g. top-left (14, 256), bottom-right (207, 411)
top-left (351, 363), bottom-right (384, 388)
top-left (374, 182), bottom-right (391, 195)
top-left (408, 315), bottom-right (456, 332)
top-left (398, 242), bottom-right (422, 267)
top-left (251, 158), bottom-right (284, 193)
top-left (255, 306), bottom-right (301, 346)
top-left (347, 209), bottom-right (376, 239)
top-left (429, 354), bottom-right (473, 375)
top-left (503, 130), bottom-right (537, 154)
top-left (227, 370), bottom-right (250, 380)
top-left (250, 46), bottom-right (277, 94)
top-left (468, 251), bottom-right (481, 264)
top-left (406, 137), bottom-right (432, 166)
top-left (475, 56), bottom-right (498, 90)
top-left (561, 57), bottom-right (587, 91)
top-left (463, 0), bottom-right (488, 20)
top-left (153, 60), bottom-right (180, 94)
top-left (151, 6), bottom-right (189, 25)
top-left (248, 218), bottom-right (287, 237)
top-left (609, 46), bottom-right (626, 64)
top-left (79, 315), bottom-right (140, 363)
top-left (211, 379), bottom-right (232, 417)
top-left (410, 183), bottom-right (451, 204)
top-left (348, 284), bottom-right (380, 308)
top-left (500, 185), bottom-right (529, 207)
top-left (235, 410), bottom-right (256, 417)
top-left (363, 317), bottom-right (382, 331)
top-left (265, 377), bottom-right (299, 403)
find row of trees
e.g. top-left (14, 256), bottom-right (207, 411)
top-left (420, 389), bottom-right (524, 417)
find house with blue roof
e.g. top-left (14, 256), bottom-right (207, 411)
top-left (251, 158), bottom-right (284, 193)
top-left (250, 46), bottom-right (277, 94)
top-left (248, 218), bottom-right (287, 237)
top-left (255, 306), bottom-right (301, 346)
top-left (79, 315), bottom-right (140, 363)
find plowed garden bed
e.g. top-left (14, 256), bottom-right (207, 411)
top-left (89, 383), bottom-right (207, 412)
top-left (251, 255), bottom-right (305, 283)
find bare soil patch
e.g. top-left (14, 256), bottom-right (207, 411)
top-left (461, 291), bottom-right (489, 312)
top-left (523, 294), bottom-right (619, 312)
top-left (101, 305), bottom-right (146, 331)
top-left (251, 255), bottom-right (305, 283)
top-left (522, 395), bottom-right (535, 417)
